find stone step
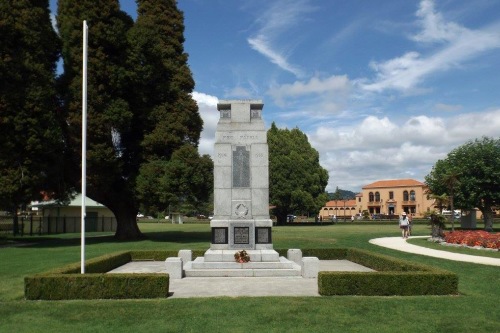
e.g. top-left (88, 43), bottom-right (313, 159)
top-left (190, 257), bottom-right (296, 269)
top-left (183, 257), bottom-right (302, 277)
top-left (204, 249), bottom-right (280, 262)
top-left (184, 267), bottom-right (302, 278)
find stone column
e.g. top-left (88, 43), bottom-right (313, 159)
top-left (210, 100), bottom-right (273, 250)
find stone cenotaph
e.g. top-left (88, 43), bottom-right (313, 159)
top-left (167, 100), bottom-right (318, 278)
top-left (210, 99), bottom-right (273, 251)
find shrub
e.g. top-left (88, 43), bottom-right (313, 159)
top-left (316, 248), bottom-right (458, 296)
top-left (25, 251), bottom-right (169, 300)
top-left (25, 274), bottom-right (169, 300)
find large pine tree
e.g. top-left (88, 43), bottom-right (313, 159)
top-left (128, 0), bottom-right (204, 218)
top-left (57, 0), bottom-right (140, 239)
top-left (0, 0), bottom-right (65, 232)
top-left (127, 0), bottom-right (202, 161)
top-left (57, 0), bottom-right (203, 239)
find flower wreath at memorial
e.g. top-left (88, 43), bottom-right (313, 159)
top-left (234, 249), bottom-right (251, 263)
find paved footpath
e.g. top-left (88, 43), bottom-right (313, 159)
top-left (370, 236), bottom-right (500, 266)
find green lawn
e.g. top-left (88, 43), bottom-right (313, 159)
top-left (0, 223), bottom-right (499, 333)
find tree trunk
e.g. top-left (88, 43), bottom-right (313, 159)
top-left (113, 207), bottom-right (145, 240)
top-left (483, 209), bottom-right (494, 232)
top-left (98, 194), bottom-right (144, 240)
top-left (275, 211), bottom-right (287, 226)
top-left (12, 208), bottom-right (19, 236)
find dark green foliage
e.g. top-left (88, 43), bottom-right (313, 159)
top-left (345, 248), bottom-right (429, 272)
top-left (57, 0), bottom-right (203, 240)
top-left (318, 271), bottom-right (458, 296)
top-left (57, 0), bottom-right (141, 239)
top-left (136, 144), bottom-right (213, 216)
top-left (426, 137), bottom-right (499, 230)
top-left (24, 251), bottom-right (169, 300)
top-left (268, 123), bottom-right (329, 224)
top-left (127, 0), bottom-right (202, 161)
top-left (301, 248), bottom-right (348, 259)
top-left (0, 0), bottom-right (66, 221)
top-left (25, 274), bottom-right (169, 300)
top-left (43, 251), bottom-right (132, 274)
top-left (315, 248), bottom-right (458, 296)
top-left (130, 250), bottom-right (205, 261)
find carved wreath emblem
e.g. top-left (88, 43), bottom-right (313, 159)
top-left (235, 203), bottom-right (249, 218)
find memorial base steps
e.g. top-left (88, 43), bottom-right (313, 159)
top-left (183, 249), bottom-right (302, 277)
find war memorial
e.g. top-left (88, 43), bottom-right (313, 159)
top-left (165, 100), bottom-right (319, 278)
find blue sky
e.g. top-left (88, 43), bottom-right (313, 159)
top-left (49, 0), bottom-right (500, 192)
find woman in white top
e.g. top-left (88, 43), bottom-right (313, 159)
top-left (399, 212), bottom-right (409, 239)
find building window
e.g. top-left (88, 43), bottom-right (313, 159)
top-left (403, 191), bottom-right (409, 201)
top-left (358, 197), bottom-right (361, 202)
top-left (375, 192), bottom-right (380, 202)
top-left (369, 192), bottom-right (374, 202)
top-left (410, 190), bottom-right (416, 201)
top-left (389, 191), bottom-right (394, 200)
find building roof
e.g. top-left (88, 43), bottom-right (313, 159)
top-left (362, 179), bottom-right (425, 189)
top-left (324, 199), bottom-right (357, 207)
top-left (31, 193), bottom-right (106, 208)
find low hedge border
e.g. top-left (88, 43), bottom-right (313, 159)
top-left (25, 251), bottom-right (170, 300)
top-left (310, 248), bottom-right (458, 296)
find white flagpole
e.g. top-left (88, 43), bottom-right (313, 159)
top-left (81, 20), bottom-right (88, 274)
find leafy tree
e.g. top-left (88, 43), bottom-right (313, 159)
top-left (57, 0), bottom-right (202, 240)
top-left (127, 0), bottom-right (202, 161)
top-left (425, 137), bottom-right (500, 231)
top-left (426, 193), bottom-right (449, 213)
top-left (0, 0), bottom-right (66, 233)
top-left (58, 0), bottom-right (139, 239)
top-left (136, 144), bottom-right (213, 217)
top-left (268, 123), bottom-right (329, 224)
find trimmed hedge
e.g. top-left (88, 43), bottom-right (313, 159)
top-left (25, 251), bottom-right (169, 300)
top-left (315, 248), bottom-right (458, 296)
top-left (25, 274), bottom-right (169, 300)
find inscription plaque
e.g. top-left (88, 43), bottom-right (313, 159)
top-left (212, 228), bottom-right (228, 244)
top-left (233, 146), bottom-right (250, 187)
top-left (256, 227), bottom-right (272, 244)
top-left (234, 227), bottom-right (250, 244)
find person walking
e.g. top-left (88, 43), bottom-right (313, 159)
top-left (407, 213), bottom-right (413, 236)
top-left (399, 212), bottom-right (409, 239)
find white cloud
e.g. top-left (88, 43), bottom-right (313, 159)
top-left (268, 75), bottom-right (351, 107)
top-left (191, 92), bottom-right (219, 156)
top-left (362, 0), bottom-right (500, 93)
top-left (411, 0), bottom-right (465, 43)
top-left (247, 0), bottom-right (314, 77)
top-left (308, 108), bottom-right (500, 192)
top-left (248, 36), bottom-right (304, 77)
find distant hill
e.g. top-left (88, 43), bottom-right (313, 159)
top-left (328, 189), bottom-right (356, 200)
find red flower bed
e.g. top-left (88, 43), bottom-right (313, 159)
top-left (444, 230), bottom-right (500, 250)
